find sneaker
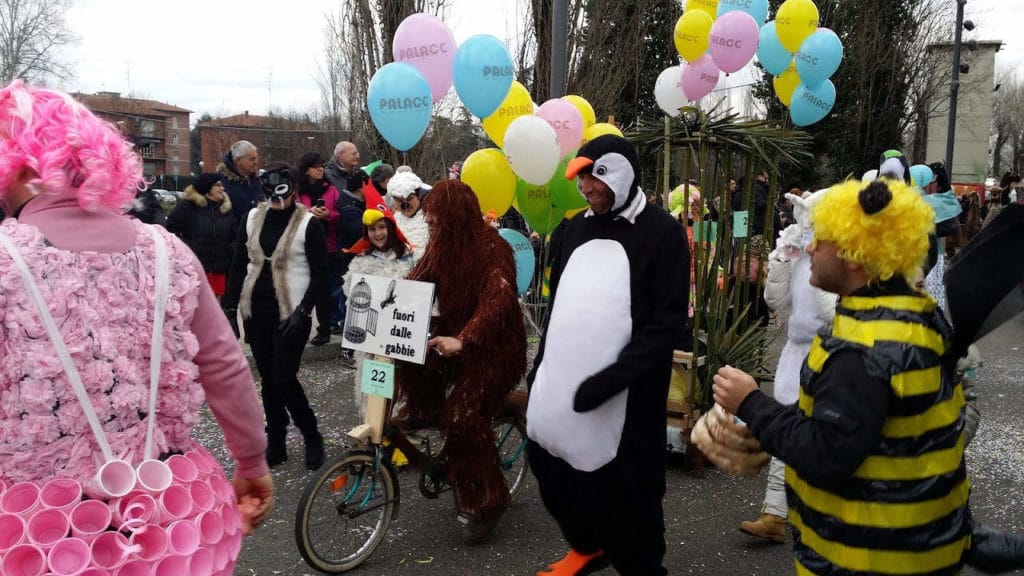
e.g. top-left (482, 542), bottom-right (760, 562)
top-left (310, 333), bottom-right (330, 346)
top-left (341, 354), bottom-right (357, 369)
top-left (739, 513), bottom-right (787, 543)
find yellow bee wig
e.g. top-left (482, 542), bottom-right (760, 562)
top-left (811, 179), bottom-right (935, 283)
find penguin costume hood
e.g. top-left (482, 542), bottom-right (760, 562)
top-left (565, 134), bottom-right (643, 219)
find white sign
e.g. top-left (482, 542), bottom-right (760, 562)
top-left (342, 274), bottom-right (435, 365)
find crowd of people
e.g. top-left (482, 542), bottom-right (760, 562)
top-left (2, 78), bottom-right (1024, 576)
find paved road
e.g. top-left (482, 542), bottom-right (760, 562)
top-left (194, 314), bottom-right (1024, 575)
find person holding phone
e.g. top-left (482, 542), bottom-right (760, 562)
top-left (296, 152), bottom-right (341, 346)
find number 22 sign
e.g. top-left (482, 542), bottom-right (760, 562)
top-left (360, 359), bottom-right (395, 399)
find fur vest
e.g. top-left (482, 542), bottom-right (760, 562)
top-left (239, 203), bottom-right (313, 319)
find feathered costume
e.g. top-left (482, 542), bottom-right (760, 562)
top-left (395, 180), bottom-right (527, 522)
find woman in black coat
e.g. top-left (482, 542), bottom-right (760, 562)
top-left (167, 173), bottom-right (238, 297)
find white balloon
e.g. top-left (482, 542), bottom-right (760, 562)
top-left (503, 116), bottom-right (561, 186)
top-left (861, 169), bottom-right (878, 183)
top-left (654, 65), bottom-right (687, 117)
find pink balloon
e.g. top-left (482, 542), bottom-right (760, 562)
top-left (709, 11), bottom-right (760, 74)
top-left (392, 13), bottom-right (457, 103)
top-left (682, 55), bottom-right (720, 101)
top-left (535, 99), bottom-right (585, 158)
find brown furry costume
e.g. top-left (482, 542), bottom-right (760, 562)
top-left (395, 180), bottom-right (527, 517)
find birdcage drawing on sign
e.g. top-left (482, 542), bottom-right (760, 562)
top-left (344, 278), bottom-right (378, 343)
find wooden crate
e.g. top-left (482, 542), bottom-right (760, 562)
top-left (667, 350), bottom-right (705, 451)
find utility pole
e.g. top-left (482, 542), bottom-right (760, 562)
top-left (944, 0), bottom-right (967, 175)
top-left (550, 0), bottom-right (568, 99)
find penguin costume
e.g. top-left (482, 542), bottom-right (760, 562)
top-left (526, 135), bottom-right (690, 575)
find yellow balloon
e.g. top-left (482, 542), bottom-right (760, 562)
top-left (773, 61), bottom-right (800, 107)
top-left (460, 148), bottom-right (517, 216)
top-left (565, 207), bottom-right (587, 219)
top-left (775, 0), bottom-right (819, 53)
top-left (562, 94), bottom-right (596, 128)
top-left (582, 123), bottom-right (624, 144)
top-left (686, 0), bottom-right (719, 17)
top-left (481, 81), bottom-right (533, 148)
top-left (674, 10), bottom-right (714, 63)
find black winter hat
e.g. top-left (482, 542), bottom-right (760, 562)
top-left (195, 173), bottom-right (222, 195)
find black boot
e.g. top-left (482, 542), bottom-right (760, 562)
top-left (304, 432), bottom-right (326, 471)
top-left (968, 522), bottom-right (1024, 574)
top-left (266, 435), bottom-right (288, 468)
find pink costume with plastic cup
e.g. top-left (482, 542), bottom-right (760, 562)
top-left (26, 509), bottom-right (70, 548)
top-left (89, 531), bottom-right (133, 571)
top-left (69, 500), bottom-right (112, 543)
top-left (0, 228), bottom-right (172, 501)
top-left (0, 512), bottom-right (27, 552)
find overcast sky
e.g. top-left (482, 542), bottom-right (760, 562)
top-left (62, 0), bottom-right (1023, 121)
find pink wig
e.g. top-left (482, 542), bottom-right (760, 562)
top-left (0, 80), bottom-right (143, 211)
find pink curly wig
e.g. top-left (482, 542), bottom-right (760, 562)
top-left (0, 80), bottom-right (143, 211)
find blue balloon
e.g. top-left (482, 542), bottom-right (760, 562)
top-left (498, 228), bottom-right (535, 295)
top-left (367, 63), bottom-right (432, 151)
top-left (718, 0), bottom-right (769, 25)
top-left (795, 28), bottom-right (843, 88)
top-left (453, 35), bottom-right (515, 119)
top-left (790, 80), bottom-right (836, 127)
top-left (910, 164), bottom-right (935, 188)
top-left (757, 22), bottom-right (792, 76)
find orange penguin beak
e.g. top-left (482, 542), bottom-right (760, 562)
top-left (565, 157), bottom-right (594, 180)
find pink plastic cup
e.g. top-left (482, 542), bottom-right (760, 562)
top-left (70, 499), bottom-right (112, 543)
top-left (116, 493), bottom-right (159, 531)
top-left (212, 538), bottom-right (231, 571)
top-left (208, 475), bottom-right (234, 505)
top-left (189, 482), bottom-right (215, 513)
top-left (128, 524), bottom-right (168, 562)
top-left (89, 531), bottom-right (132, 570)
top-left (26, 509), bottom-right (70, 548)
top-left (157, 485), bottom-right (191, 521)
top-left (1, 543), bottom-right (47, 576)
top-left (0, 512), bottom-right (27, 551)
top-left (96, 460), bottom-right (137, 499)
top-left (80, 569), bottom-right (113, 576)
top-left (153, 555), bottom-right (187, 576)
top-left (2, 482), bottom-right (42, 519)
top-left (166, 455), bottom-right (197, 484)
top-left (46, 537), bottom-right (91, 576)
top-left (220, 504), bottom-right (241, 536)
top-left (186, 450), bottom-right (214, 478)
top-left (197, 510), bottom-right (224, 545)
top-left (113, 560), bottom-right (150, 576)
top-left (166, 520), bottom-right (200, 555)
top-left (189, 547), bottom-right (215, 576)
top-left (135, 459), bottom-right (172, 494)
top-left (39, 479), bottom-right (82, 513)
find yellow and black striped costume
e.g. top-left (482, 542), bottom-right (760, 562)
top-left (788, 293), bottom-right (971, 576)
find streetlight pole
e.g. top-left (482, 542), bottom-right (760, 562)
top-left (550, 0), bottom-right (568, 99)
top-left (944, 0), bottom-right (967, 175)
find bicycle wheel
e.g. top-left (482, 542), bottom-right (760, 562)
top-left (492, 417), bottom-right (529, 498)
top-left (295, 450), bottom-right (399, 573)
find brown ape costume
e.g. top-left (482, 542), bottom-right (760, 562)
top-left (395, 179), bottom-right (527, 524)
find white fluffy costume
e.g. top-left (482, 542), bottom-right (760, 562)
top-left (386, 171), bottom-right (430, 261)
top-left (757, 190), bottom-right (837, 521)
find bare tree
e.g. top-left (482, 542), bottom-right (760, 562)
top-left (0, 0), bottom-right (77, 83)
top-left (991, 74), bottom-right (1024, 176)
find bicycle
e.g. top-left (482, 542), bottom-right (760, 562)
top-left (294, 388), bottom-right (530, 573)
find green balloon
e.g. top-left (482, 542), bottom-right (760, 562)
top-left (515, 177), bottom-right (567, 236)
top-left (549, 155), bottom-right (588, 211)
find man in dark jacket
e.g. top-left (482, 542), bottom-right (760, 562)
top-left (333, 169), bottom-right (367, 363)
top-left (324, 140), bottom-right (360, 195)
top-left (218, 140), bottom-right (262, 221)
